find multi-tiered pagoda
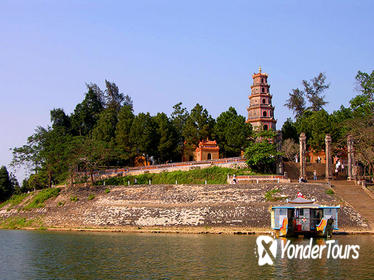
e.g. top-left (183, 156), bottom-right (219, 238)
top-left (246, 67), bottom-right (276, 130)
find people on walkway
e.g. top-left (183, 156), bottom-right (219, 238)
top-left (232, 175), bottom-right (237, 184)
top-left (313, 170), bottom-right (317, 180)
top-left (299, 177), bottom-right (307, 183)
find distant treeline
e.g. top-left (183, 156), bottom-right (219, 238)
top-left (11, 80), bottom-right (252, 191)
top-left (8, 70), bottom-right (374, 194)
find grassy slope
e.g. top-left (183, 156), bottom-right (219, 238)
top-left (95, 166), bottom-right (256, 185)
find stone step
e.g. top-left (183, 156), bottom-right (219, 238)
top-left (332, 180), bottom-right (374, 229)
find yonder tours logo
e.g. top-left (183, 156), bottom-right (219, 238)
top-left (256, 235), bottom-right (360, 266)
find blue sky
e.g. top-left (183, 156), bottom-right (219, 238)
top-left (0, 0), bottom-right (373, 180)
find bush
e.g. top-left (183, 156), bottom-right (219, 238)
top-left (23, 188), bottom-right (60, 210)
top-left (105, 188), bottom-right (110, 194)
top-left (265, 188), bottom-right (285, 201)
top-left (325, 189), bottom-right (334, 195)
top-left (88, 194), bottom-right (95, 200)
top-left (70, 196), bottom-right (79, 202)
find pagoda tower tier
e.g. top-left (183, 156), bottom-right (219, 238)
top-left (246, 67), bottom-right (277, 130)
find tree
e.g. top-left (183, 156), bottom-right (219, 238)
top-left (303, 73), bottom-right (329, 111)
top-left (153, 113), bottom-right (178, 163)
top-left (281, 118), bottom-right (298, 142)
top-left (11, 127), bottom-right (44, 174)
top-left (346, 115), bottom-right (374, 178)
top-left (244, 131), bottom-right (281, 173)
top-left (92, 108), bottom-right (118, 142)
top-left (182, 104), bottom-right (215, 153)
top-left (115, 105), bottom-right (135, 163)
top-left (71, 85), bottom-right (104, 136)
top-left (68, 137), bottom-right (116, 183)
top-left (342, 70), bottom-right (374, 178)
top-left (295, 110), bottom-right (331, 151)
top-left (355, 70), bottom-right (374, 100)
top-left (281, 139), bottom-right (299, 161)
top-left (129, 113), bottom-right (158, 162)
top-left (214, 107), bottom-right (252, 157)
top-left (285, 73), bottom-right (329, 117)
top-left (170, 102), bottom-right (189, 158)
top-left (11, 126), bottom-right (73, 188)
top-left (103, 80), bottom-right (126, 111)
top-left (50, 108), bottom-right (71, 132)
top-left (329, 105), bottom-right (353, 148)
top-left (0, 166), bottom-right (13, 201)
top-left (284, 88), bottom-right (306, 118)
top-left (350, 70), bottom-right (374, 118)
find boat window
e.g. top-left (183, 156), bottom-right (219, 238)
top-left (324, 208), bottom-right (332, 216)
top-left (274, 209), bottom-right (280, 228)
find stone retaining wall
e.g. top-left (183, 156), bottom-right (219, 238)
top-left (0, 183), bottom-right (368, 231)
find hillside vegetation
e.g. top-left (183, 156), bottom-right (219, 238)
top-left (95, 166), bottom-right (255, 185)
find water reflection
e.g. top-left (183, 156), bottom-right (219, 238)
top-left (0, 230), bottom-right (373, 279)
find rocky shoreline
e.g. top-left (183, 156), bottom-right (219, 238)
top-left (0, 183), bottom-right (371, 233)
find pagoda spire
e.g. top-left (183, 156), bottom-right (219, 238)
top-left (246, 68), bottom-right (277, 130)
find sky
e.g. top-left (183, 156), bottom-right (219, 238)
top-left (0, 0), bottom-right (373, 181)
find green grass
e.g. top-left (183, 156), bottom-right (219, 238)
top-left (0, 193), bottom-right (29, 209)
top-left (95, 166), bottom-right (256, 186)
top-left (88, 194), bottom-right (95, 200)
top-left (70, 196), bottom-right (79, 202)
top-left (23, 188), bottom-right (61, 210)
top-left (0, 216), bottom-right (45, 229)
top-left (1, 217), bottom-right (34, 229)
top-left (325, 189), bottom-right (335, 195)
top-left (265, 188), bottom-right (285, 201)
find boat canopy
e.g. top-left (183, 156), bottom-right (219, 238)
top-left (272, 196), bottom-right (340, 209)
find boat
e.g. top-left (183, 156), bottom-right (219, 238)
top-left (271, 192), bottom-right (339, 238)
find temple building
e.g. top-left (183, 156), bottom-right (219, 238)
top-left (183, 139), bottom-right (220, 162)
top-left (195, 139), bottom-right (219, 161)
top-left (246, 67), bottom-right (276, 130)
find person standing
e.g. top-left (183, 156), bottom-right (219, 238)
top-left (313, 170), bottom-right (317, 180)
top-left (232, 175), bottom-right (237, 184)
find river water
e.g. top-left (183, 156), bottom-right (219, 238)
top-left (0, 230), bottom-right (373, 279)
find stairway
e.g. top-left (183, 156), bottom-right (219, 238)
top-left (332, 180), bottom-right (374, 229)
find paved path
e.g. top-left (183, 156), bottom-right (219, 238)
top-left (333, 180), bottom-right (374, 229)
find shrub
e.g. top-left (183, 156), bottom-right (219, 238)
top-left (23, 188), bottom-right (61, 210)
top-left (105, 188), bottom-right (110, 194)
top-left (325, 189), bottom-right (335, 195)
top-left (265, 188), bottom-right (285, 201)
top-left (70, 196), bottom-right (79, 202)
top-left (88, 194), bottom-right (95, 200)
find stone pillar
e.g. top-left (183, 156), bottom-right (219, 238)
top-left (276, 131), bottom-right (284, 175)
top-left (325, 134), bottom-right (332, 180)
top-left (347, 135), bottom-right (355, 180)
top-left (299, 133), bottom-right (306, 179)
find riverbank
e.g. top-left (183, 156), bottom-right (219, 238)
top-left (4, 225), bottom-right (373, 235)
top-left (0, 183), bottom-right (371, 233)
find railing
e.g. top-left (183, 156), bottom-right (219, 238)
top-left (228, 174), bottom-right (290, 184)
